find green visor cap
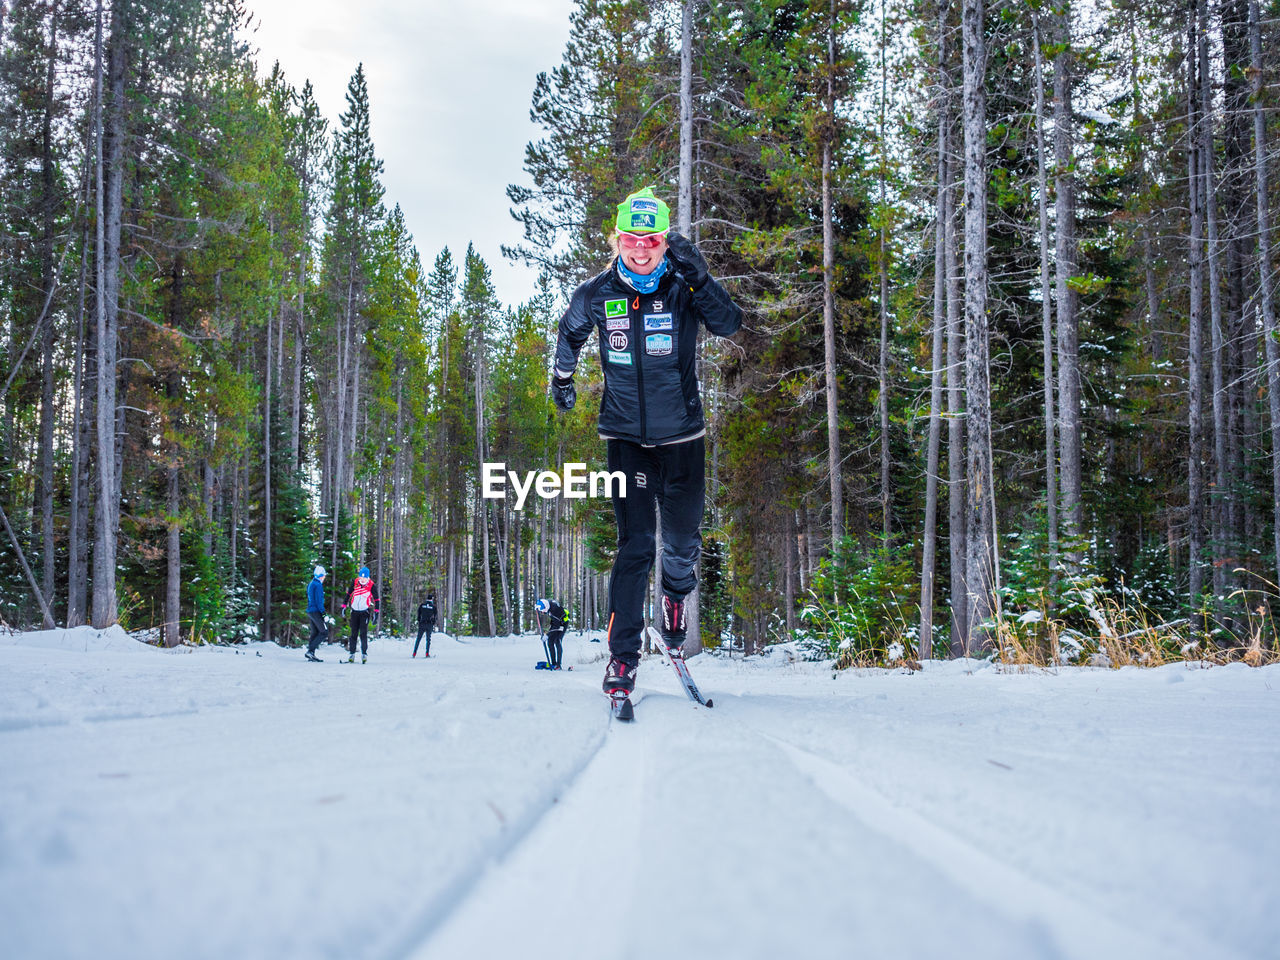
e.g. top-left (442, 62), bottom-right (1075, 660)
top-left (614, 187), bottom-right (670, 234)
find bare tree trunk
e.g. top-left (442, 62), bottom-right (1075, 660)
top-left (475, 331), bottom-right (496, 636)
top-left (1, 501), bottom-right (55, 628)
top-left (37, 3), bottom-right (61, 615)
top-left (878, 0), bottom-right (891, 543)
top-left (164, 463), bottom-right (180, 647)
top-left (962, 0), bottom-right (994, 651)
top-left (1186, 10), bottom-right (1207, 605)
top-left (1197, 0), bottom-right (1231, 613)
top-left (785, 507), bottom-right (797, 632)
top-left (68, 201), bottom-right (92, 627)
top-left (1032, 11), bottom-right (1058, 579)
top-left (1215, 0), bottom-right (1246, 577)
top-left (264, 289), bottom-right (274, 642)
top-left (946, 135), bottom-right (967, 654)
top-left (1249, 0), bottom-right (1280, 591)
top-left (375, 468), bottom-right (385, 631)
top-left (920, 0), bottom-right (950, 661)
top-left (393, 378), bottom-right (405, 624)
top-left (231, 459), bottom-right (240, 588)
top-left (92, 0), bottom-right (122, 629)
top-left (1054, 7), bottom-right (1081, 570)
top-left (822, 0), bottom-right (843, 541)
top-left (1129, 5), bottom-right (1164, 362)
top-left (201, 458), bottom-right (214, 557)
top-left (494, 500), bottom-right (510, 632)
top-left (330, 280), bottom-right (353, 582)
top-left (678, 0), bottom-right (693, 235)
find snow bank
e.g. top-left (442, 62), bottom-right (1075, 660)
top-left (0, 623), bottom-right (153, 654)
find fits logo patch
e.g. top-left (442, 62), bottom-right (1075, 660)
top-left (608, 330), bottom-right (629, 351)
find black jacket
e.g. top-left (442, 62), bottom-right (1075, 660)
top-left (555, 259), bottom-right (741, 446)
top-left (543, 600), bottom-right (568, 632)
top-left (417, 599), bottom-right (436, 627)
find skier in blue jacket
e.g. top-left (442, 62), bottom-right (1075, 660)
top-left (551, 187), bottom-right (742, 700)
top-left (305, 565), bottom-right (327, 662)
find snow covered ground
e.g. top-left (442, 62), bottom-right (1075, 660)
top-left (1, 626), bottom-right (1276, 960)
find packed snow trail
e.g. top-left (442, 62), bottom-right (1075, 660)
top-left (1, 627), bottom-right (1276, 960)
top-left (411, 677), bottom-right (1245, 960)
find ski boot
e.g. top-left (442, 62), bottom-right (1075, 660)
top-left (305, 651), bottom-right (322, 663)
top-left (361, 655), bottom-right (367, 664)
top-left (602, 656), bottom-right (638, 695)
top-left (661, 594), bottom-right (688, 659)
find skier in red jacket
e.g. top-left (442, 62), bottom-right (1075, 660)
top-left (341, 567), bottom-right (380, 663)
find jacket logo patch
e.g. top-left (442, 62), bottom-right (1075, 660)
top-left (605, 298), bottom-right (628, 319)
top-left (608, 330), bottom-right (629, 351)
top-left (606, 349), bottom-right (633, 366)
top-left (644, 313), bottom-right (673, 331)
top-left (606, 316), bottom-right (629, 330)
top-left (645, 333), bottom-right (673, 356)
top-left (652, 300), bottom-right (663, 311)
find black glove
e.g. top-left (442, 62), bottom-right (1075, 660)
top-left (552, 375), bottom-right (576, 411)
top-left (665, 232), bottom-right (710, 290)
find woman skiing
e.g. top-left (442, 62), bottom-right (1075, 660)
top-left (550, 187), bottom-right (742, 703)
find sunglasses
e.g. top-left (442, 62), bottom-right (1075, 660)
top-left (618, 231), bottom-right (668, 251)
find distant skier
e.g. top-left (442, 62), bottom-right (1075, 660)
top-left (341, 567), bottom-right (380, 664)
top-left (414, 593), bottom-right (437, 658)
top-left (550, 187), bottom-right (742, 700)
top-left (536, 597), bottom-right (567, 670)
top-left (305, 565), bottom-right (327, 662)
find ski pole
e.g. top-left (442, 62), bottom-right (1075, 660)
top-left (537, 611), bottom-right (551, 666)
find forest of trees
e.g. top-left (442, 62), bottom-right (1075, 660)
top-left (2, 0), bottom-right (1278, 664)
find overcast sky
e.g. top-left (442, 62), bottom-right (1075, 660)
top-left (244, 0), bottom-right (576, 309)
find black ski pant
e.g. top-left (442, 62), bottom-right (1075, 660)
top-left (546, 628), bottom-right (564, 668)
top-left (307, 611), bottom-right (328, 654)
top-left (414, 623), bottom-right (434, 656)
top-left (348, 610), bottom-right (371, 656)
top-left (605, 436), bottom-right (704, 664)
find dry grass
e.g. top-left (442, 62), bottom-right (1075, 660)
top-left (987, 573), bottom-right (1280, 670)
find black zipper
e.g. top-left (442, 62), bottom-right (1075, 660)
top-left (632, 290), bottom-right (647, 444)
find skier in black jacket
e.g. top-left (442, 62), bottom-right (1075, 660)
top-left (536, 597), bottom-right (567, 669)
top-left (414, 593), bottom-right (437, 658)
top-left (551, 187), bottom-right (742, 698)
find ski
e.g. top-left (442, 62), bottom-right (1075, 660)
top-left (668, 653), bottom-right (712, 707)
top-left (608, 690), bottom-right (635, 722)
top-left (649, 627), bottom-right (713, 708)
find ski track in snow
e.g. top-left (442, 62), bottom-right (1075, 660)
top-left (759, 732), bottom-right (1239, 960)
top-left (1, 627), bottom-right (1276, 960)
